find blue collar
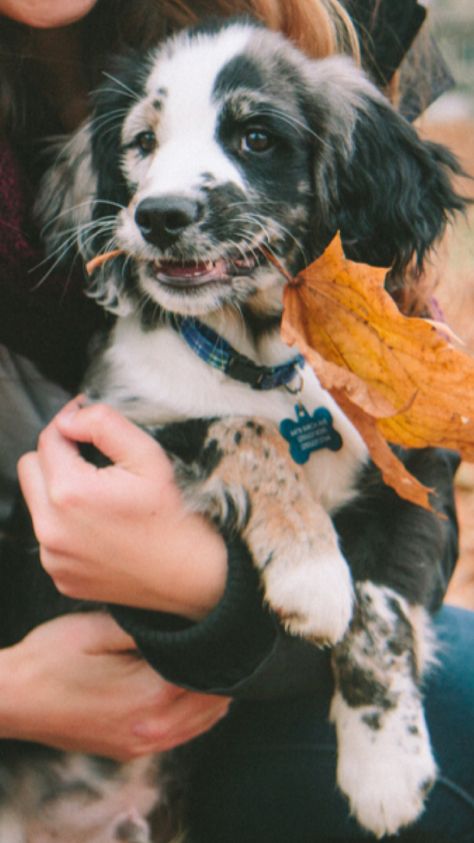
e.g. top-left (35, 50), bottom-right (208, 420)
top-left (173, 316), bottom-right (304, 391)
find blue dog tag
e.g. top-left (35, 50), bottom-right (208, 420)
top-left (279, 404), bottom-right (343, 464)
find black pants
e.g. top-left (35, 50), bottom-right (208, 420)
top-left (183, 607), bottom-right (474, 843)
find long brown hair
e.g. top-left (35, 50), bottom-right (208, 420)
top-left (0, 0), bottom-right (359, 134)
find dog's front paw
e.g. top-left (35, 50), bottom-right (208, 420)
top-left (263, 550), bottom-right (353, 645)
top-left (331, 692), bottom-right (436, 838)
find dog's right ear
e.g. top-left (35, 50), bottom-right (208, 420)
top-left (304, 57), bottom-right (467, 276)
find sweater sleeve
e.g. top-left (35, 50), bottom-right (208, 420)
top-left (110, 535), bottom-right (332, 699)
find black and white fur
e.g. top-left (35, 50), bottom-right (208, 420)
top-left (1, 18), bottom-right (464, 841)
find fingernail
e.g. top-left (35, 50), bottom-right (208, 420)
top-left (60, 398), bottom-right (81, 414)
top-left (57, 396), bottom-right (89, 424)
top-left (75, 393), bottom-right (89, 408)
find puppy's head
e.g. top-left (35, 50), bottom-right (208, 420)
top-left (38, 18), bottom-right (465, 319)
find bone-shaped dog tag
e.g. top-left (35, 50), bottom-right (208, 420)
top-left (279, 404), bottom-right (343, 464)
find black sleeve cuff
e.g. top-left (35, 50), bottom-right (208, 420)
top-left (109, 535), bottom-right (331, 698)
top-left (109, 535), bottom-right (277, 694)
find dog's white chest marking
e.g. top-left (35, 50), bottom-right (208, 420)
top-left (91, 317), bottom-right (367, 512)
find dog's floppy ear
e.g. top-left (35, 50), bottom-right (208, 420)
top-left (36, 51), bottom-right (141, 263)
top-left (36, 50), bottom-right (144, 314)
top-left (336, 95), bottom-right (466, 273)
top-left (306, 59), bottom-right (466, 275)
top-left (35, 123), bottom-right (98, 264)
top-left (36, 114), bottom-right (131, 315)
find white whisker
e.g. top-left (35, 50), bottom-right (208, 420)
top-left (101, 72), bottom-right (141, 102)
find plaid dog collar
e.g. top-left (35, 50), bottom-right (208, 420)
top-left (173, 316), bottom-right (304, 391)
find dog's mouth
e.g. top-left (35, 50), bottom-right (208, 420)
top-left (148, 253), bottom-right (260, 289)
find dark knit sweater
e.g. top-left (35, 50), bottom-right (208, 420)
top-left (0, 141), bottom-right (105, 391)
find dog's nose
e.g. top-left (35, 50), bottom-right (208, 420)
top-left (135, 196), bottom-right (202, 249)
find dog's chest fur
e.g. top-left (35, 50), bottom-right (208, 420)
top-left (85, 315), bottom-right (368, 513)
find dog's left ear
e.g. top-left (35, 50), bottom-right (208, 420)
top-left (35, 123), bottom-right (98, 264)
top-left (307, 60), bottom-right (467, 274)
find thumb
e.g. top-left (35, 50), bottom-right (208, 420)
top-left (55, 400), bottom-right (172, 476)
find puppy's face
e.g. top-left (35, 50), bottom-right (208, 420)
top-left (104, 23), bottom-right (326, 317)
top-left (38, 19), bottom-right (464, 319)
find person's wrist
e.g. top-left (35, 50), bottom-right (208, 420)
top-left (147, 514), bottom-right (228, 621)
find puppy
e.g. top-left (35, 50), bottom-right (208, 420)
top-left (1, 17), bottom-right (464, 841)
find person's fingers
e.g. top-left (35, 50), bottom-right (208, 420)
top-left (17, 450), bottom-right (70, 550)
top-left (17, 403), bottom-right (95, 521)
top-left (17, 450), bottom-right (48, 514)
top-left (55, 401), bottom-right (173, 477)
top-left (19, 403), bottom-right (90, 501)
top-left (148, 707), bottom-right (229, 752)
top-left (133, 691), bottom-right (231, 750)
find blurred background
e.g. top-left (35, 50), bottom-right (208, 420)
top-left (427, 0), bottom-right (474, 120)
top-left (420, 0), bottom-right (474, 608)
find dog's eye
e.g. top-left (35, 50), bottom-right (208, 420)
top-left (133, 131), bottom-right (157, 155)
top-left (241, 129), bottom-right (273, 154)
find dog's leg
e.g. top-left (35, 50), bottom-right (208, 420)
top-left (330, 581), bottom-right (436, 837)
top-left (181, 417), bottom-right (353, 645)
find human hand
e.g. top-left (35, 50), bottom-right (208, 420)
top-left (0, 613), bottom-right (230, 759)
top-left (18, 399), bottom-right (227, 620)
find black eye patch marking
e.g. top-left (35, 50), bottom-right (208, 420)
top-left (213, 54), bottom-right (265, 99)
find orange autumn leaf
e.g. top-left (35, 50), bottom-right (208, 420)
top-left (329, 388), bottom-right (434, 511)
top-left (280, 234), bottom-right (474, 509)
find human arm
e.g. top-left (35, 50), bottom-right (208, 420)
top-left (18, 402), bottom-right (459, 702)
top-left (18, 399), bottom-right (332, 698)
